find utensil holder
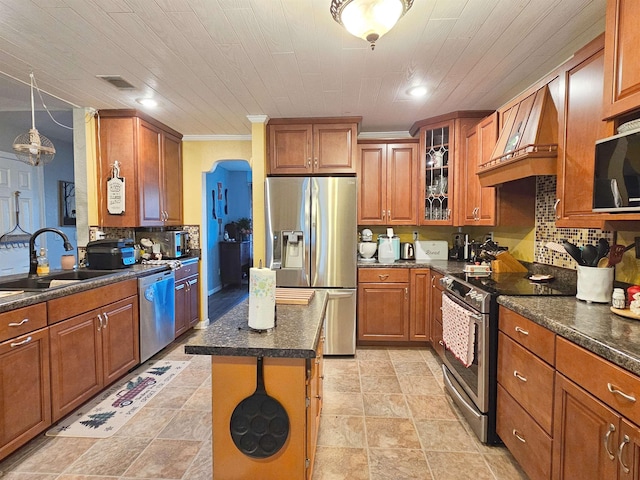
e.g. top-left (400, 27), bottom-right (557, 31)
top-left (576, 266), bottom-right (614, 303)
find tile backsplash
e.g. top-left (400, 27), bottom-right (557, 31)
top-left (534, 176), bottom-right (614, 268)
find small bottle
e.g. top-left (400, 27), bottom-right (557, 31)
top-left (612, 288), bottom-right (626, 309)
top-left (36, 247), bottom-right (49, 275)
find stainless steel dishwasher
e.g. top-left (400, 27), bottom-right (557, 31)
top-left (139, 270), bottom-right (176, 363)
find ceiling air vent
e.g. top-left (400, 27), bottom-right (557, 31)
top-left (96, 75), bottom-right (136, 90)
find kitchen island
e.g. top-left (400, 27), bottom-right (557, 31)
top-left (185, 290), bottom-right (327, 480)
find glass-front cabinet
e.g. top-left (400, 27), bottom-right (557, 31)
top-left (423, 124), bottom-right (451, 223)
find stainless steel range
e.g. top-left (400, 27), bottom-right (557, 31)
top-left (439, 272), bottom-right (575, 444)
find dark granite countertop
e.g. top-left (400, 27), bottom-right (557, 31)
top-left (0, 263), bottom-right (172, 313)
top-left (185, 290), bottom-right (328, 359)
top-left (498, 296), bottom-right (640, 376)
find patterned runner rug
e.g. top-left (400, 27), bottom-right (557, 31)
top-left (46, 359), bottom-right (189, 438)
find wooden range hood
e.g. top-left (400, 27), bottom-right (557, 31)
top-left (478, 85), bottom-right (558, 187)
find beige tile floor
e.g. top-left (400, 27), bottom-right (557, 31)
top-left (0, 332), bottom-right (528, 479)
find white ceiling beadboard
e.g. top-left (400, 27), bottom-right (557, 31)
top-left (0, 0), bottom-right (606, 138)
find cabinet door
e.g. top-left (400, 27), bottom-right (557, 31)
top-left (420, 122), bottom-right (453, 225)
top-left (357, 282), bottom-right (409, 341)
top-left (387, 143), bottom-right (418, 224)
top-left (552, 373), bottom-right (619, 480)
top-left (187, 276), bottom-right (200, 327)
top-left (409, 269), bottom-right (430, 341)
top-left (101, 296), bottom-right (139, 386)
top-left (619, 419), bottom-right (640, 480)
top-left (313, 123), bottom-right (357, 174)
top-left (0, 328), bottom-right (51, 459)
top-left (269, 124), bottom-right (313, 174)
top-left (461, 124), bottom-right (481, 224)
top-left (603, 0), bottom-right (640, 119)
top-left (475, 114), bottom-right (497, 224)
top-left (557, 37), bottom-right (609, 227)
top-left (162, 132), bottom-right (183, 225)
top-left (138, 120), bottom-right (164, 226)
top-left (174, 279), bottom-right (189, 338)
top-left (50, 311), bottom-right (103, 421)
top-left (357, 144), bottom-right (386, 224)
top-left (430, 272), bottom-right (444, 358)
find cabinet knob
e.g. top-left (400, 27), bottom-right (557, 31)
top-left (512, 429), bottom-right (526, 443)
top-left (307, 158), bottom-right (311, 167)
top-left (97, 314), bottom-right (103, 330)
top-left (513, 370), bottom-right (527, 382)
top-left (10, 336), bottom-right (32, 348)
top-left (8, 318), bottom-right (29, 327)
top-left (553, 199), bottom-right (561, 220)
top-left (618, 435), bottom-right (631, 474)
top-left (514, 326), bottom-right (529, 336)
top-left (607, 383), bottom-right (636, 403)
top-left (378, 274), bottom-right (389, 281)
top-left (604, 423), bottom-right (616, 460)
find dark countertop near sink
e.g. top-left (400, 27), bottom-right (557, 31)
top-left (358, 258), bottom-right (640, 377)
top-left (185, 290), bottom-right (328, 359)
top-left (0, 255), bottom-right (200, 314)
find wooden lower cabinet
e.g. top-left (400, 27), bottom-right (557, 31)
top-left (429, 271), bottom-right (444, 359)
top-left (409, 269), bottom-right (430, 341)
top-left (175, 261), bottom-right (200, 338)
top-left (306, 335), bottom-right (324, 477)
top-left (357, 268), bottom-right (410, 342)
top-left (552, 373), bottom-right (620, 480)
top-left (211, 354), bottom-right (322, 480)
top-left (50, 296), bottom-right (139, 422)
top-left (0, 328), bottom-right (51, 460)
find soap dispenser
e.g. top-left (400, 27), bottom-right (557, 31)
top-left (36, 247), bottom-right (49, 275)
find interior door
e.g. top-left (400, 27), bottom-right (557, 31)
top-left (0, 151), bottom-right (43, 275)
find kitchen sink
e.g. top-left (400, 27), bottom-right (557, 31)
top-left (0, 269), bottom-right (116, 291)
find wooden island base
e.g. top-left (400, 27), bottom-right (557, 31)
top-left (211, 352), bottom-right (322, 480)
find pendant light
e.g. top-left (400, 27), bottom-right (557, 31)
top-left (330, 0), bottom-right (414, 50)
top-left (12, 73), bottom-right (56, 166)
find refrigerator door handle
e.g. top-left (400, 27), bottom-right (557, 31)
top-left (327, 290), bottom-right (355, 299)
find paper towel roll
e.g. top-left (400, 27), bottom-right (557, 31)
top-left (248, 267), bottom-right (276, 330)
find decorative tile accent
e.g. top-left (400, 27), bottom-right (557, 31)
top-left (534, 176), bottom-right (613, 269)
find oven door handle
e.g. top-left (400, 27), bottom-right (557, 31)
top-left (443, 366), bottom-right (482, 421)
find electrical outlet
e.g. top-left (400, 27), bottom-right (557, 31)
top-left (413, 231), bottom-right (418, 241)
top-left (484, 232), bottom-right (494, 242)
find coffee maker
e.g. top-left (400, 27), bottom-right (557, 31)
top-left (449, 232), bottom-right (468, 261)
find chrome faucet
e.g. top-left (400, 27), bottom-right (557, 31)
top-left (29, 228), bottom-right (74, 276)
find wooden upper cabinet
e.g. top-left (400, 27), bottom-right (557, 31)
top-left (603, 0), bottom-right (640, 119)
top-left (97, 110), bottom-right (183, 227)
top-left (557, 35), bottom-right (613, 227)
top-left (410, 111), bottom-right (493, 226)
top-left (461, 113), bottom-right (497, 225)
top-left (357, 141), bottom-right (418, 225)
top-left (267, 118), bottom-right (360, 175)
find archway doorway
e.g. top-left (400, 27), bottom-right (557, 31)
top-left (205, 159), bottom-right (252, 321)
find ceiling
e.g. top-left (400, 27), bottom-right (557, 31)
top-left (0, 0), bottom-right (607, 140)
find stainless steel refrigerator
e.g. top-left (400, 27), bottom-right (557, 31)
top-left (265, 176), bottom-right (357, 355)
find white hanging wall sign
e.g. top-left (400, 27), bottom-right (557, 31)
top-left (107, 161), bottom-right (125, 215)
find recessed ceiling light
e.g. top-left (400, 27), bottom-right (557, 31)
top-left (136, 98), bottom-right (158, 107)
top-left (407, 86), bottom-right (427, 97)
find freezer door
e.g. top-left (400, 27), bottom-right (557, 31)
top-left (310, 177), bottom-right (357, 288)
top-left (265, 177), bottom-right (311, 287)
top-left (324, 289), bottom-right (357, 355)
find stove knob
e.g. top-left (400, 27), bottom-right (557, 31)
top-left (441, 277), bottom-right (453, 288)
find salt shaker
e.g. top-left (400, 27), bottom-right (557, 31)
top-left (612, 288), bottom-right (626, 309)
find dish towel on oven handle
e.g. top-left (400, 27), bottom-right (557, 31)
top-left (441, 294), bottom-right (476, 368)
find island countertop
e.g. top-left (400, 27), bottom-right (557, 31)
top-left (185, 290), bottom-right (328, 358)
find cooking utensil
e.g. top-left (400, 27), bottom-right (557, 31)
top-left (229, 357), bottom-right (289, 458)
top-left (607, 244), bottom-right (628, 267)
top-left (545, 242), bottom-right (566, 254)
top-left (596, 238), bottom-right (610, 265)
top-left (0, 191), bottom-right (31, 247)
top-left (581, 244), bottom-right (598, 267)
top-left (562, 240), bottom-right (585, 265)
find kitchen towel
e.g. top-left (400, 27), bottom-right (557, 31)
top-left (248, 267), bottom-right (276, 330)
top-left (441, 294), bottom-right (476, 368)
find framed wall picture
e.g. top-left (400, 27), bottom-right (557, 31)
top-left (59, 180), bottom-right (76, 226)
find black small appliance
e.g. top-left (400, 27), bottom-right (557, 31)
top-left (86, 238), bottom-right (135, 269)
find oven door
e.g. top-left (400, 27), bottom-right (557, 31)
top-left (440, 291), bottom-right (490, 413)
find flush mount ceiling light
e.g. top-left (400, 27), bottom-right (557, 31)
top-left (407, 85), bottom-right (427, 97)
top-left (136, 97), bottom-right (158, 107)
top-left (330, 0), bottom-right (414, 50)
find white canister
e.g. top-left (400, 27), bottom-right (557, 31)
top-left (576, 266), bottom-right (614, 303)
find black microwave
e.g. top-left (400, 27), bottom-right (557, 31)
top-left (593, 127), bottom-right (640, 212)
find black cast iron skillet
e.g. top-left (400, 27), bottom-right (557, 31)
top-left (230, 357), bottom-right (290, 458)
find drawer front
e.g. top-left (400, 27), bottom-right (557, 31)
top-left (499, 306), bottom-right (555, 365)
top-left (358, 268), bottom-right (409, 283)
top-left (556, 336), bottom-right (640, 426)
top-left (498, 332), bottom-right (554, 434)
top-left (175, 261), bottom-right (198, 280)
top-left (497, 385), bottom-right (552, 480)
top-left (0, 303), bottom-right (47, 342)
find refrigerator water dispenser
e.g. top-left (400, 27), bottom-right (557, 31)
top-left (282, 231), bottom-right (304, 268)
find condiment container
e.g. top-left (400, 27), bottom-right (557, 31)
top-left (612, 288), bottom-right (626, 309)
